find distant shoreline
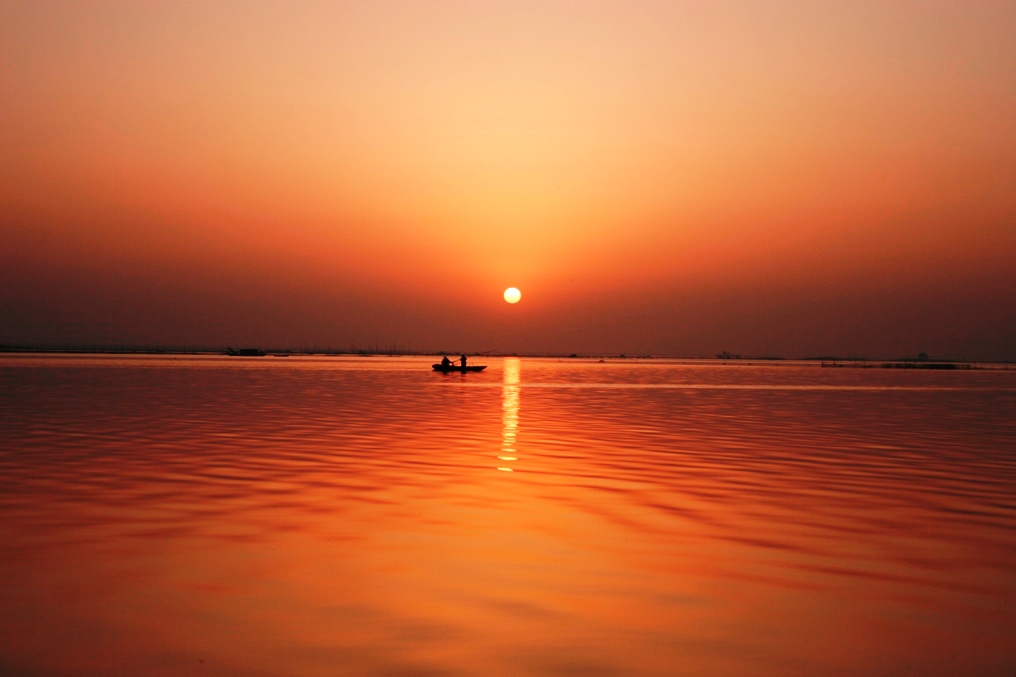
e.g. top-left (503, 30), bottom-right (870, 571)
top-left (0, 346), bottom-right (1010, 369)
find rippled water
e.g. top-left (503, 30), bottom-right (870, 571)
top-left (1, 354), bottom-right (1014, 676)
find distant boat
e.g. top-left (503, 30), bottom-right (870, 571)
top-left (226, 347), bottom-right (265, 356)
top-left (432, 363), bottom-right (487, 373)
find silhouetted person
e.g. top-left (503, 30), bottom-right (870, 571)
top-left (460, 354), bottom-right (467, 368)
top-left (441, 355), bottom-right (452, 367)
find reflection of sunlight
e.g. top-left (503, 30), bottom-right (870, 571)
top-left (498, 358), bottom-right (520, 472)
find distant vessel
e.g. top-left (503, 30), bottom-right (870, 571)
top-left (432, 363), bottom-right (486, 373)
top-left (226, 347), bottom-right (265, 357)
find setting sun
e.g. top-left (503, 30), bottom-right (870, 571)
top-left (1, 4), bottom-right (1015, 677)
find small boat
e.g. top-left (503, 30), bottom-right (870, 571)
top-left (226, 347), bottom-right (266, 356)
top-left (432, 364), bottom-right (487, 373)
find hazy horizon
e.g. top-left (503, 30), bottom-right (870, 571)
top-left (3, 1), bottom-right (1014, 361)
top-left (0, 346), bottom-right (1008, 366)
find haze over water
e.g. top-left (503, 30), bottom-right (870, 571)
top-left (1, 354), bottom-right (1013, 675)
top-left (4, 2), bottom-right (1014, 360)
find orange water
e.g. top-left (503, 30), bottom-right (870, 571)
top-left (1, 355), bottom-right (1013, 675)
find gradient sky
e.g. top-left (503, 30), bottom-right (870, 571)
top-left (2, 1), bottom-right (1014, 359)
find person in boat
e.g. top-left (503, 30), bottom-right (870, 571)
top-left (440, 355), bottom-right (452, 367)
top-left (459, 354), bottom-right (467, 368)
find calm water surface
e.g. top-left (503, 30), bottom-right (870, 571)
top-left (1, 354), bottom-right (1014, 676)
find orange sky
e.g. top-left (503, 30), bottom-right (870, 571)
top-left (2, 1), bottom-right (1014, 359)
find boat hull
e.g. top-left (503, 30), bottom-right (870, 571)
top-left (432, 364), bottom-right (487, 373)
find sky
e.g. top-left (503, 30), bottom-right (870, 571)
top-left (2, 0), bottom-right (1014, 359)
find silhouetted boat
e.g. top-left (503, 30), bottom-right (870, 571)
top-left (226, 347), bottom-right (265, 356)
top-left (432, 364), bottom-right (487, 373)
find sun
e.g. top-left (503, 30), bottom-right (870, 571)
top-left (503, 287), bottom-right (521, 304)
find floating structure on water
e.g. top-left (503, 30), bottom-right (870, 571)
top-left (822, 361), bottom-right (970, 370)
top-left (226, 347), bottom-right (265, 357)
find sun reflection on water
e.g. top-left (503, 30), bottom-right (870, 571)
top-left (497, 358), bottom-right (520, 472)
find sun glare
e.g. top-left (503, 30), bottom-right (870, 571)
top-left (503, 287), bottom-right (521, 304)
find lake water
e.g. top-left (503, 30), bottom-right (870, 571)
top-left (1, 354), bottom-right (1013, 676)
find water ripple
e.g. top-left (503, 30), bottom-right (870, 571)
top-left (1, 355), bottom-right (1014, 676)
